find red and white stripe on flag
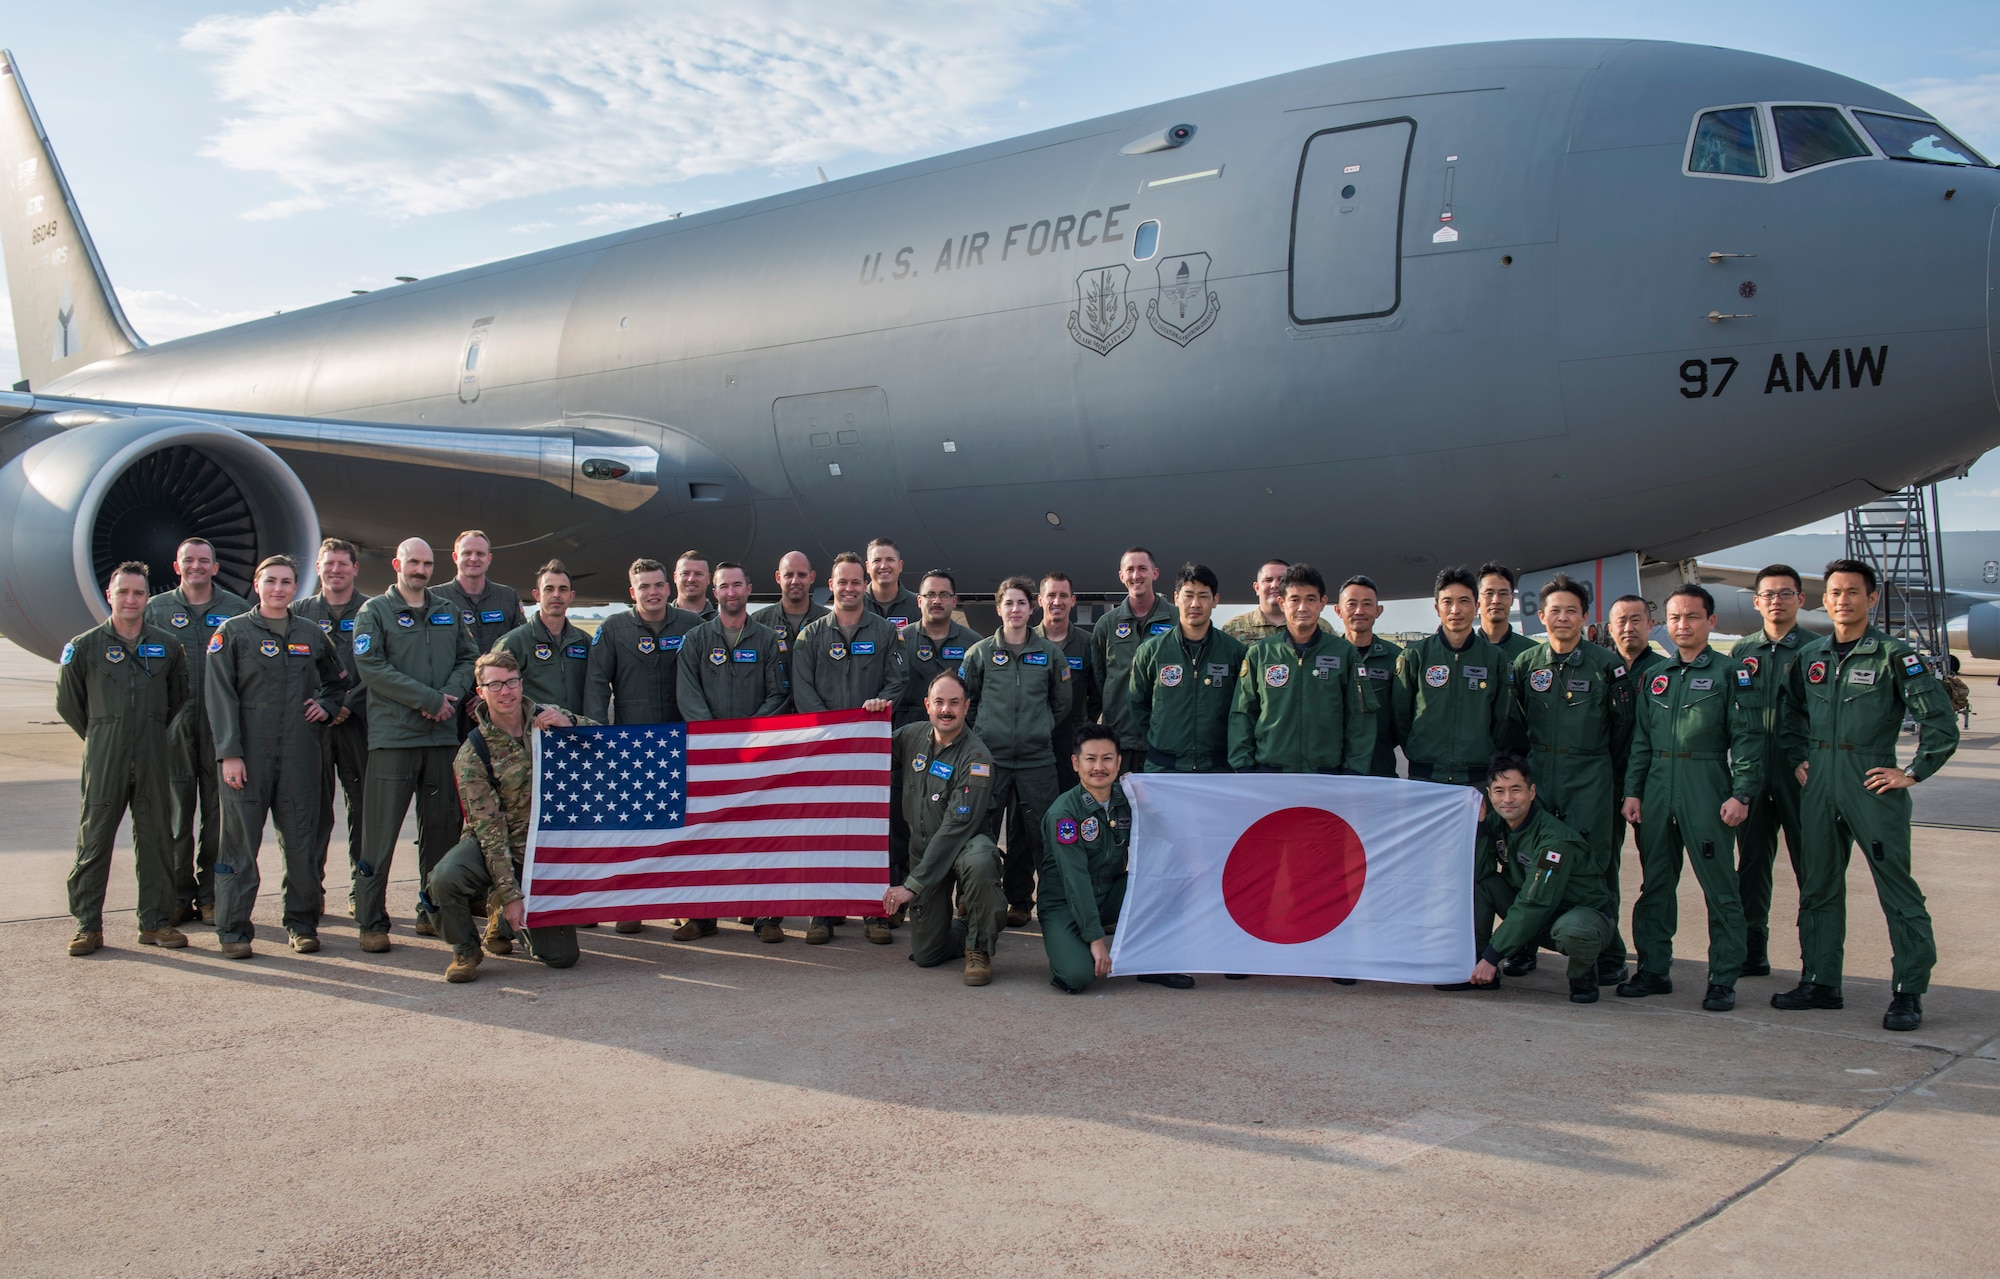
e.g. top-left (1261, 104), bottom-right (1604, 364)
top-left (1109, 774), bottom-right (1480, 984)
top-left (521, 708), bottom-right (891, 928)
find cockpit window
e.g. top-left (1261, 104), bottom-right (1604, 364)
top-left (1772, 106), bottom-right (1870, 172)
top-left (1690, 108), bottom-right (1766, 177)
top-left (1853, 111), bottom-right (1988, 167)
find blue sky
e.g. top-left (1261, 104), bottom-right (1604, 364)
top-left (4, 0), bottom-right (1998, 530)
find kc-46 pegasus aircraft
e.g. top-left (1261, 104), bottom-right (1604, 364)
top-left (1, 39), bottom-right (1996, 663)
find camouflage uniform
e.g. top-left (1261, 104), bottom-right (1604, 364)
top-left (1221, 611), bottom-right (1330, 645)
top-left (430, 699), bottom-right (601, 968)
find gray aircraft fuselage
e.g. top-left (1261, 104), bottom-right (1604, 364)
top-left (26, 38), bottom-right (2000, 603)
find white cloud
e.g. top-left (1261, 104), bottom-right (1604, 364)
top-left (1889, 74), bottom-right (2000, 155)
top-left (565, 201), bottom-right (679, 228)
top-left (181, 0), bottom-right (1069, 219)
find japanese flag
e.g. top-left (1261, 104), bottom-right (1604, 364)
top-left (1110, 774), bottom-right (1479, 984)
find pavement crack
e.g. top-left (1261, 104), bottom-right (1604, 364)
top-left (1597, 1028), bottom-right (2000, 1277)
top-left (6, 1042), bottom-right (239, 1085)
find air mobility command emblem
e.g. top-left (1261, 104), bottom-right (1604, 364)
top-left (60, 641), bottom-right (74, 665)
top-left (1147, 252), bottom-right (1220, 347)
top-left (1069, 263), bottom-right (1138, 356)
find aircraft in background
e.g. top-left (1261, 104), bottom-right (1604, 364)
top-left (3, 39), bottom-right (1998, 663)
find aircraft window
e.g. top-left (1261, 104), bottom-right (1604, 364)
top-left (1772, 106), bottom-right (1869, 172)
top-left (1132, 220), bottom-right (1160, 260)
top-left (1689, 108), bottom-right (1765, 177)
top-left (1852, 111), bottom-right (1987, 167)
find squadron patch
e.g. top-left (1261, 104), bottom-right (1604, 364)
top-left (59, 642), bottom-right (74, 666)
top-left (1080, 816), bottom-right (1100, 841)
top-left (1529, 668), bottom-right (1554, 693)
top-left (1265, 664), bottom-right (1289, 688)
top-left (1650, 674), bottom-right (1670, 696)
top-left (1807, 661), bottom-right (1827, 684)
top-left (1741, 655), bottom-right (1759, 676)
top-left (1056, 819), bottom-right (1079, 845)
top-left (170, 611), bottom-right (189, 628)
top-left (1425, 664), bottom-right (1450, 688)
top-left (1159, 664), bottom-right (1184, 687)
top-left (354, 633), bottom-right (371, 656)
top-left (206, 634), bottom-right (224, 655)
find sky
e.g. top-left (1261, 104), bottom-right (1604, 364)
top-left (3, 0), bottom-right (1999, 532)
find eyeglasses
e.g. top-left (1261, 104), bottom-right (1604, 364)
top-left (1478, 590), bottom-right (1513, 601)
top-left (479, 677), bottom-right (523, 692)
top-left (919, 591), bottom-right (955, 601)
top-left (1753, 590), bottom-right (1801, 602)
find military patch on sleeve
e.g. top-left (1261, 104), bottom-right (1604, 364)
top-left (354, 633), bottom-right (372, 656)
top-left (1735, 667), bottom-right (1754, 688)
top-left (60, 641), bottom-right (75, 666)
top-left (207, 633), bottom-right (225, 655)
top-left (1544, 850), bottom-right (1562, 864)
top-left (969, 762), bottom-right (992, 777)
top-left (1900, 652), bottom-right (1926, 677)
top-left (1612, 665), bottom-right (1626, 679)
top-left (1056, 819), bottom-right (1079, 845)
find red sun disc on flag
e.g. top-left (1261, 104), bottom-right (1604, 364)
top-left (1220, 807), bottom-right (1366, 944)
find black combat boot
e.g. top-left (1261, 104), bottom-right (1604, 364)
top-left (1882, 992), bottom-right (1923, 1032)
top-left (1743, 928), bottom-right (1771, 977)
top-left (1616, 970), bottom-right (1673, 998)
top-left (1701, 983), bottom-right (1736, 1011)
top-left (1770, 982), bottom-right (1843, 1011)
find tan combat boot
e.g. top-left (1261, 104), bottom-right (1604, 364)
top-left (963, 950), bottom-right (992, 986)
top-left (445, 951), bottom-right (481, 983)
top-left (738, 916), bottom-right (757, 926)
top-left (864, 920), bottom-right (893, 944)
top-left (199, 903), bottom-right (215, 924)
top-left (757, 922), bottom-right (786, 944)
top-left (804, 922), bottom-right (833, 945)
top-left (614, 919), bottom-right (646, 934)
top-left (483, 913), bottom-right (513, 956)
top-left (137, 927), bottom-right (188, 949)
top-left (289, 934), bottom-right (320, 953)
top-left (359, 931), bottom-right (391, 953)
top-left (672, 919), bottom-right (717, 941)
top-left (412, 916), bottom-right (439, 938)
top-left (68, 930), bottom-right (103, 957)
top-left (220, 941), bottom-right (254, 960)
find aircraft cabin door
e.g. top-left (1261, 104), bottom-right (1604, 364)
top-left (1288, 118), bottom-right (1414, 325)
top-left (773, 386), bottom-right (940, 563)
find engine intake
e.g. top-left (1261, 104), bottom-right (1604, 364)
top-left (0, 417), bottom-right (319, 662)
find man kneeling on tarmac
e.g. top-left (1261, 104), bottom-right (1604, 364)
top-left (435, 649), bottom-right (593, 982)
top-left (1442, 752), bottom-right (1613, 1002)
top-left (880, 670), bottom-right (1006, 985)
top-left (1039, 723), bottom-right (1196, 993)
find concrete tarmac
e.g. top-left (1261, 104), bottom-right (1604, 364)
top-left (3, 637), bottom-right (1995, 1278)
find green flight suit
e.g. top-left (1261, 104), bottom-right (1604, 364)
top-left (897, 621), bottom-right (979, 729)
top-left (1611, 646), bottom-right (1665, 856)
top-left (1474, 802), bottom-right (1613, 981)
top-left (1731, 626), bottom-right (1810, 957)
top-left (432, 699), bottom-right (598, 969)
top-left (56, 621), bottom-right (188, 933)
top-left (1485, 625), bottom-right (1538, 667)
top-left (1623, 647), bottom-right (1761, 987)
top-left (1037, 622), bottom-right (1100, 790)
top-left (1039, 782), bottom-right (1131, 993)
top-left (146, 584), bottom-right (251, 911)
top-left (206, 611), bottom-right (349, 943)
top-left (432, 579), bottom-right (525, 739)
top-left (1227, 630), bottom-right (1374, 774)
top-left (1129, 626), bottom-right (1248, 772)
top-left (677, 616), bottom-right (789, 721)
top-left (1780, 629), bottom-right (1958, 994)
top-left (352, 589), bottom-right (479, 934)
top-left (495, 617), bottom-right (592, 715)
top-left (864, 586), bottom-right (922, 634)
top-left (1510, 639), bottom-right (1635, 967)
top-left (1393, 630), bottom-right (1515, 786)
top-left (790, 612), bottom-right (908, 712)
top-left (585, 605), bottom-right (704, 725)
top-left (294, 591), bottom-right (370, 889)
top-left (962, 630), bottom-right (1074, 911)
top-left (750, 602), bottom-right (829, 712)
top-left (1350, 635), bottom-right (1404, 778)
top-left (892, 722), bottom-right (1004, 964)
top-left (1089, 596), bottom-right (1177, 756)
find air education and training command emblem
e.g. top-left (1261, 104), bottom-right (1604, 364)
top-left (534, 643), bottom-right (552, 661)
top-left (637, 635), bottom-right (656, 655)
top-left (1424, 664), bottom-right (1450, 688)
top-left (992, 650), bottom-right (1010, 666)
top-left (1115, 622), bottom-right (1132, 640)
top-left (829, 643), bottom-right (848, 661)
top-left (709, 647), bottom-right (728, 665)
top-left (170, 611), bottom-right (189, 628)
top-left (1147, 252), bottom-right (1220, 347)
top-left (259, 638), bottom-right (281, 658)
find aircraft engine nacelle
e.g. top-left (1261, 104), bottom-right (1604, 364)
top-left (0, 417), bottom-right (320, 663)
top-left (1967, 602), bottom-right (2000, 661)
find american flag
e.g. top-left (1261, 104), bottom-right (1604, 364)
top-left (521, 709), bottom-right (892, 928)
